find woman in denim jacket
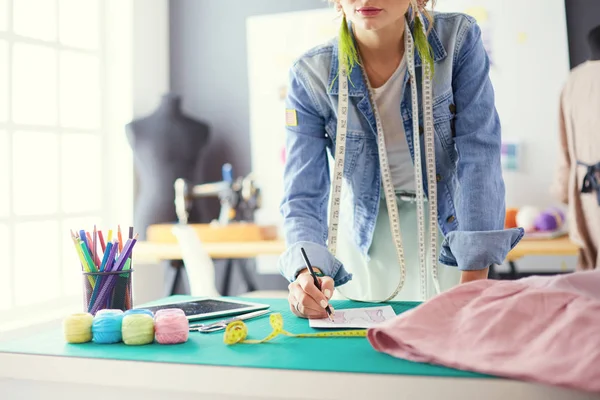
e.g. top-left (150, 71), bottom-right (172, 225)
top-left (279, 0), bottom-right (524, 319)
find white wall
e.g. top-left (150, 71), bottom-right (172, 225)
top-left (436, 0), bottom-right (575, 272)
top-left (436, 0), bottom-right (570, 209)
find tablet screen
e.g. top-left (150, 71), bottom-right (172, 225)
top-left (141, 298), bottom-right (268, 321)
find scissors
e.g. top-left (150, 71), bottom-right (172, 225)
top-left (188, 309), bottom-right (270, 333)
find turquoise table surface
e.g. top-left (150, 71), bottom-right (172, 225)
top-left (0, 296), bottom-right (489, 379)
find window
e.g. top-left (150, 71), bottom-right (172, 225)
top-left (0, 0), bottom-right (110, 319)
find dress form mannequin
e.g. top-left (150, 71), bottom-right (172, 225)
top-left (588, 25), bottom-right (600, 61)
top-left (126, 93), bottom-right (210, 239)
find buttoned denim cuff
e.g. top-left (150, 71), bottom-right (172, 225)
top-left (439, 228), bottom-right (524, 271)
top-left (278, 241), bottom-right (353, 286)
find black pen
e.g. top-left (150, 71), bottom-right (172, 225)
top-left (300, 247), bottom-right (334, 321)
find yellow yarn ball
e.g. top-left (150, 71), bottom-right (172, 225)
top-left (63, 313), bottom-right (94, 344)
top-left (122, 314), bottom-right (155, 345)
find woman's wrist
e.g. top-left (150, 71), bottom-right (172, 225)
top-left (460, 267), bottom-right (489, 284)
top-left (296, 267), bottom-right (324, 279)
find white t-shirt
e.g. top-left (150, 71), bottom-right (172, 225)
top-left (371, 56), bottom-right (415, 191)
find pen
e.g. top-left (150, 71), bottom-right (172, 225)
top-left (300, 247), bottom-right (334, 321)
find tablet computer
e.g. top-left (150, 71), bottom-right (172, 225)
top-left (139, 297), bottom-right (270, 321)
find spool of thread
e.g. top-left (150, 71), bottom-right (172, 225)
top-left (95, 309), bottom-right (124, 317)
top-left (92, 312), bottom-right (124, 344)
top-left (154, 308), bottom-right (189, 345)
top-left (63, 313), bottom-right (94, 344)
top-left (505, 207), bottom-right (519, 229)
top-left (124, 309), bottom-right (154, 318)
top-left (516, 206), bottom-right (540, 232)
top-left (122, 314), bottom-right (154, 345)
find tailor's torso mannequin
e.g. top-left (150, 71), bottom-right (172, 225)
top-left (126, 93), bottom-right (210, 239)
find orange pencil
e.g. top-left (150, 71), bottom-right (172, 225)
top-left (117, 225), bottom-right (123, 252)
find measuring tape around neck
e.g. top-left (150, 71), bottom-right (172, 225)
top-left (327, 18), bottom-right (441, 302)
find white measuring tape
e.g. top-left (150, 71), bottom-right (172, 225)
top-left (327, 18), bottom-right (441, 302)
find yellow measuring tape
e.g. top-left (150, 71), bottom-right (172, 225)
top-left (223, 313), bottom-right (367, 345)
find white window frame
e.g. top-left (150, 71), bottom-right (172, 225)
top-left (0, 0), bottom-right (169, 331)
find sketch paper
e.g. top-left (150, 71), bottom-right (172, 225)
top-left (309, 306), bottom-right (396, 329)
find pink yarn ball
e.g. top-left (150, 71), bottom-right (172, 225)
top-left (154, 308), bottom-right (189, 345)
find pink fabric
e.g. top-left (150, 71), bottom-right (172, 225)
top-left (367, 270), bottom-right (600, 393)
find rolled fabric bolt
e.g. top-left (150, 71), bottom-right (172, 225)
top-left (154, 308), bottom-right (189, 345)
top-left (64, 313), bottom-right (93, 344)
top-left (122, 314), bottom-right (154, 345)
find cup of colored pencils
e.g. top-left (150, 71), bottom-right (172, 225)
top-left (70, 225), bottom-right (138, 315)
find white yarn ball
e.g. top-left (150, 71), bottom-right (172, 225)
top-left (516, 206), bottom-right (541, 232)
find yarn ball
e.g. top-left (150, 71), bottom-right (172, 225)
top-left (122, 314), bottom-right (155, 345)
top-left (505, 207), bottom-right (519, 229)
top-left (535, 207), bottom-right (565, 232)
top-left (154, 308), bottom-right (189, 345)
top-left (516, 206), bottom-right (541, 232)
top-left (63, 313), bottom-right (93, 344)
top-left (124, 309), bottom-right (154, 317)
top-left (92, 312), bottom-right (124, 344)
top-left (546, 206), bottom-right (566, 226)
top-left (534, 212), bottom-right (559, 232)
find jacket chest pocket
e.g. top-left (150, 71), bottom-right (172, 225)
top-left (325, 119), bottom-right (365, 178)
top-left (432, 90), bottom-right (457, 163)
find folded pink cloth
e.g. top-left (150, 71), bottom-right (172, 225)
top-left (367, 270), bottom-right (600, 393)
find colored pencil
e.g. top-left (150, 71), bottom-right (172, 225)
top-left (98, 230), bottom-right (106, 252)
top-left (80, 240), bottom-right (97, 274)
top-left (117, 225), bottom-right (123, 253)
top-left (72, 225), bottom-right (137, 314)
top-left (99, 241), bottom-right (113, 272)
top-left (92, 225), bottom-right (97, 266)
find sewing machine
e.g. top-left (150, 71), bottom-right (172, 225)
top-left (174, 163), bottom-right (262, 225)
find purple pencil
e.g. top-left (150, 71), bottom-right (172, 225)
top-left (91, 236), bottom-right (138, 314)
top-left (110, 235), bottom-right (138, 272)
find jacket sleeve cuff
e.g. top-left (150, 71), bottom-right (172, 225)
top-left (278, 241), bottom-right (352, 286)
top-left (439, 228), bottom-right (524, 271)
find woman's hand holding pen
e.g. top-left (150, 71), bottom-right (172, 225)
top-left (288, 269), bottom-right (335, 319)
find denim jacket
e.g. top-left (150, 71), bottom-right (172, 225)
top-left (278, 12), bottom-right (524, 286)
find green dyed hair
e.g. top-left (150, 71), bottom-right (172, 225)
top-left (338, 13), bottom-right (361, 78)
top-left (413, 14), bottom-right (435, 78)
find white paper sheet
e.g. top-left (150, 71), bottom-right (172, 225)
top-left (309, 306), bottom-right (397, 329)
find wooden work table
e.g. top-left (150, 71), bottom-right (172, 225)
top-left (133, 229), bottom-right (579, 263)
top-left (133, 239), bottom-right (286, 263)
